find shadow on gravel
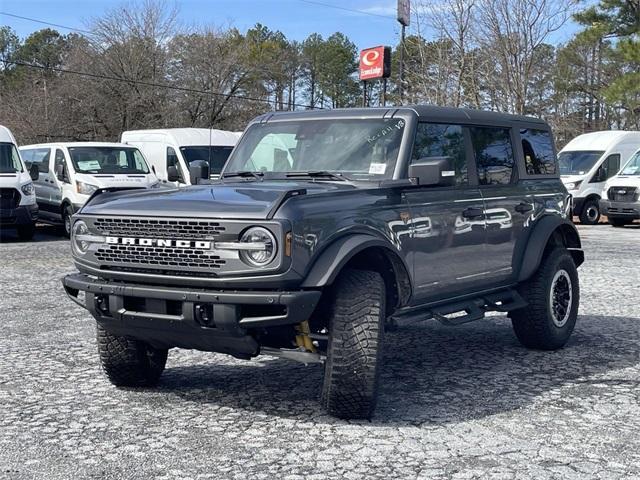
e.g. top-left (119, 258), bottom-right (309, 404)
top-left (156, 314), bottom-right (640, 424)
top-left (0, 224), bottom-right (65, 243)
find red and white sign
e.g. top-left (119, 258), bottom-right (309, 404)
top-left (359, 46), bottom-right (386, 81)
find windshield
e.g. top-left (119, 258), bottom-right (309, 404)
top-left (180, 146), bottom-right (234, 175)
top-left (620, 151), bottom-right (640, 175)
top-left (224, 118), bottom-right (406, 180)
top-left (558, 150), bottom-right (604, 175)
top-left (0, 142), bottom-right (24, 173)
top-left (68, 147), bottom-right (149, 174)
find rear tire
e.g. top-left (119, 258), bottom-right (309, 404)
top-left (579, 199), bottom-right (600, 225)
top-left (96, 323), bottom-right (168, 387)
top-left (16, 223), bottom-right (35, 240)
top-left (511, 248), bottom-right (579, 350)
top-left (321, 269), bottom-right (385, 420)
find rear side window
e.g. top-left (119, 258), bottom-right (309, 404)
top-left (520, 129), bottom-right (556, 175)
top-left (412, 123), bottom-right (467, 186)
top-left (470, 127), bottom-right (515, 185)
top-left (21, 148), bottom-right (51, 173)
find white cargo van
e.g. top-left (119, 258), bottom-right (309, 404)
top-left (20, 142), bottom-right (159, 236)
top-left (600, 147), bottom-right (640, 227)
top-left (120, 128), bottom-right (240, 186)
top-left (559, 131), bottom-right (640, 224)
top-left (0, 126), bottom-right (38, 240)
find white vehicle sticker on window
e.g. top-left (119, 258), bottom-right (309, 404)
top-left (369, 163), bottom-right (386, 175)
top-left (77, 160), bottom-right (101, 170)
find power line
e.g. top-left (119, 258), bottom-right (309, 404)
top-left (1, 59), bottom-right (322, 110)
top-left (295, 0), bottom-right (396, 20)
top-left (0, 11), bottom-right (94, 35)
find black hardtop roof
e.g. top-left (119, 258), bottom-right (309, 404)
top-left (257, 105), bottom-right (548, 127)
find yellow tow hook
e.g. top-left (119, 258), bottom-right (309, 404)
top-left (295, 320), bottom-right (316, 353)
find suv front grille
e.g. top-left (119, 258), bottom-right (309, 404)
top-left (93, 217), bottom-right (226, 239)
top-left (0, 188), bottom-right (20, 210)
top-left (608, 186), bottom-right (638, 202)
top-left (95, 244), bottom-right (226, 269)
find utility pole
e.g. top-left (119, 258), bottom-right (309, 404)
top-left (397, 0), bottom-right (410, 105)
top-left (399, 24), bottom-right (405, 104)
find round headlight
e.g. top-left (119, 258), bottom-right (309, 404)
top-left (72, 220), bottom-right (90, 255)
top-left (239, 227), bottom-right (277, 266)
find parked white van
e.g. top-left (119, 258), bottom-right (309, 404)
top-left (0, 126), bottom-right (38, 240)
top-left (20, 142), bottom-right (159, 236)
top-left (600, 147), bottom-right (640, 227)
top-left (120, 128), bottom-right (240, 186)
top-left (559, 130), bottom-right (640, 224)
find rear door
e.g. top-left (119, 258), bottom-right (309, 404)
top-left (469, 126), bottom-right (528, 284)
top-left (403, 122), bottom-right (487, 301)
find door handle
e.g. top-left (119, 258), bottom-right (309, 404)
top-left (462, 207), bottom-right (484, 219)
top-left (515, 202), bottom-right (533, 214)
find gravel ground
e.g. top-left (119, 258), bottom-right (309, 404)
top-left (0, 223), bottom-right (639, 479)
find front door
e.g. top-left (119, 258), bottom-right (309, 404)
top-left (403, 122), bottom-right (487, 302)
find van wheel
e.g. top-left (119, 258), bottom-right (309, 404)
top-left (579, 199), bottom-right (600, 225)
top-left (321, 269), bottom-right (385, 420)
top-left (17, 223), bottom-right (35, 241)
top-left (96, 323), bottom-right (168, 387)
top-left (511, 248), bottom-right (579, 350)
top-left (62, 204), bottom-right (73, 237)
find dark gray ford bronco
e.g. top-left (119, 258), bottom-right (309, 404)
top-left (63, 106), bottom-right (584, 419)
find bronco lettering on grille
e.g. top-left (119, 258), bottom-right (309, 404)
top-left (105, 237), bottom-right (212, 250)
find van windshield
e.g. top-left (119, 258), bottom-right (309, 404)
top-left (0, 142), bottom-right (23, 173)
top-left (224, 118), bottom-right (406, 180)
top-left (68, 147), bottom-right (149, 174)
top-left (558, 150), bottom-right (604, 175)
top-left (180, 146), bottom-right (234, 175)
top-left (620, 151), bottom-right (640, 175)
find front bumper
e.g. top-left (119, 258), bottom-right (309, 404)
top-left (0, 203), bottom-right (38, 226)
top-left (62, 273), bottom-right (321, 357)
top-left (600, 200), bottom-right (640, 219)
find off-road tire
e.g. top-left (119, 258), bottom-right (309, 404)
top-left (17, 223), bottom-right (35, 240)
top-left (96, 323), bottom-right (168, 387)
top-left (609, 217), bottom-right (631, 227)
top-left (321, 269), bottom-right (385, 420)
top-left (511, 248), bottom-right (579, 350)
top-left (579, 199), bottom-right (600, 225)
top-left (62, 204), bottom-right (73, 238)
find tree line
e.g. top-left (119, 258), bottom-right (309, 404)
top-left (0, 0), bottom-right (638, 147)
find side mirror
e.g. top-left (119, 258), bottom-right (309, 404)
top-left (29, 164), bottom-right (39, 181)
top-left (189, 160), bottom-right (210, 185)
top-left (55, 164), bottom-right (66, 182)
top-left (409, 156), bottom-right (455, 187)
top-left (167, 165), bottom-right (181, 183)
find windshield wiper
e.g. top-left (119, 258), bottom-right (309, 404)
top-left (285, 171), bottom-right (351, 182)
top-left (222, 171), bottom-right (264, 180)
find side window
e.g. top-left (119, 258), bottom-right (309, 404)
top-left (520, 129), bottom-right (556, 175)
top-left (470, 127), bottom-right (515, 185)
top-left (21, 148), bottom-right (51, 173)
top-left (605, 154), bottom-right (620, 179)
top-left (167, 147), bottom-right (179, 169)
top-left (411, 123), bottom-right (467, 186)
top-left (54, 149), bottom-right (69, 182)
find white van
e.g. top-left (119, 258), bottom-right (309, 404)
top-left (600, 147), bottom-right (640, 227)
top-left (20, 142), bottom-right (159, 236)
top-left (0, 126), bottom-right (38, 240)
top-left (559, 130), bottom-right (640, 224)
top-left (120, 128), bottom-right (241, 186)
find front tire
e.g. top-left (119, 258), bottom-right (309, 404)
top-left (96, 323), bottom-right (168, 387)
top-left (17, 223), bottom-right (35, 240)
top-left (579, 199), bottom-right (600, 225)
top-left (511, 248), bottom-right (579, 350)
top-left (62, 204), bottom-right (74, 238)
top-left (321, 269), bottom-right (385, 420)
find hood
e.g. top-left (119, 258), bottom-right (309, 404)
top-left (560, 174), bottom-right (586, 183)
top-left (76, 172), bottom-right (157, 189)
top-left (80, 180), bottom-right (356, 219)
top-left (0, 171), bottom-right (32, 188)
top-left (605, 175), bottom-right (640, 189)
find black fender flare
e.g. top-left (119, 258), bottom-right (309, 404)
top-left (517, 215), bottom-right (584, 282)
top-left (300, 234), bottom-right (410, 291)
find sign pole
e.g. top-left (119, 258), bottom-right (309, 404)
top-left (362, 81), bottom-right (367, 107)
top-left (399, 24), bottom-right (405, 104)
top-left (382, 78), bottom-right (387, 107)
top-left (397, 0), bottom-right (410, 104)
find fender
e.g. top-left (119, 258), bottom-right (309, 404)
top-left (300, 234), bottom-right (407, 288)
top-left (517, 215), bottom-right (584, 282)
